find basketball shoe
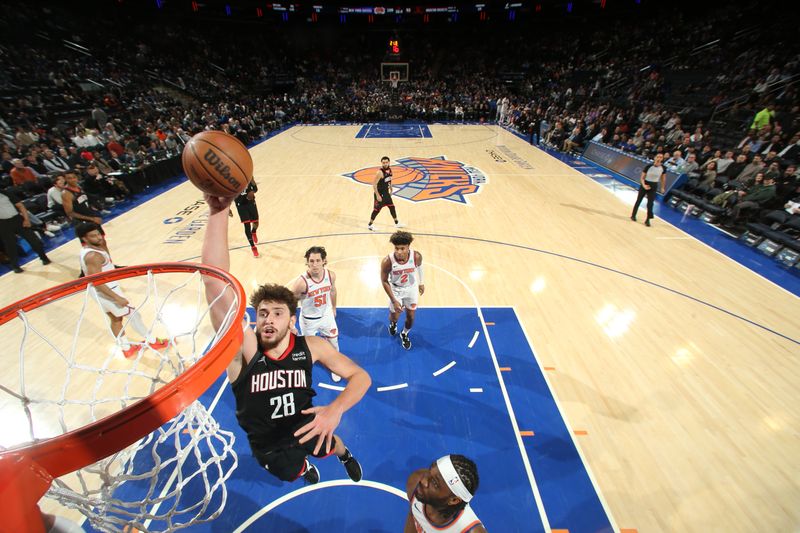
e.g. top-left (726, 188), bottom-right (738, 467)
top-left (400, 331), bottom-right (411, 350)
top-left (338, 448), bottom-right (363, 482)
top-left (122, 345), bottom-right (142, 359)
top-left (302, 459), bottom-right (320, 485)
top-left (148, 338), bottom-right (169, 350)
top-left (388, 321), bottom-right (398, 336)
top-left (251, 246), bottom-right (260, 258)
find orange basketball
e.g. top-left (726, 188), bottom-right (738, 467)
top-left (182, 130), bottom-right (253, 197)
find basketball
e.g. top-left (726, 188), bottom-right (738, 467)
top-left (182, 131), bottom-right (253, 197)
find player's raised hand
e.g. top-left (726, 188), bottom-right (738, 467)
top-left (294, 404), bottom-right (344, 455)
top-left (204, 193), bottom-right (233, 214)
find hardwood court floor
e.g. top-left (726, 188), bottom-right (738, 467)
top-left (1, 124), bottom-right (798, 532)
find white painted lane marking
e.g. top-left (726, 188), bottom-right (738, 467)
top-left (468, 330), bottom-right (480, 348)
top-left (232, 479), bottom-right (408, 533)
top-left (433, 361), bottom-right (456, 376)
top-left (376, 383), bottom-right (408, 392)
top-left (318, 383), bottom-right (346, 391)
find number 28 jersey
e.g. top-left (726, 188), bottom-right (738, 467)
top-left (232, 334), bottom-right (316, 454)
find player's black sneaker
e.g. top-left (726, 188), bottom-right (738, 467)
top-left (338, 448), bottom-right (363, 482)
top-left (302, 459), bottom-right (320, 485)
top-left (388, 321), bottom-right (398, 336)
top-left (400, 331), bottom-right (411, 350)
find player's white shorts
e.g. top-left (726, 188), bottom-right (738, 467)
top-left (300, 311), bottom-right (338, 339)
top-left (91, 285), bottom-right (133, 318)
top-left (389, 284), bottom-right (419, 312)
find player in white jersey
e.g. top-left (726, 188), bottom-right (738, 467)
top-left (405, 455), bottom-right (486, 533)
top-left (290, 246), bottom-right (342, 382)
top-left (76, 222), bottom-right (168, 359)
top-left (381, 231), bottom-right (424, 350)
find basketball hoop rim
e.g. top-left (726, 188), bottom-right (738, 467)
top-left (0, 262), bottom-right (246, 481)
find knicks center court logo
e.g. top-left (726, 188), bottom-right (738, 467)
top-left (342, 156), bottom-right (487, 204)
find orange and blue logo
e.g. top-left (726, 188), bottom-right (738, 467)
top-left (342, 156), bottom-right (487, 204)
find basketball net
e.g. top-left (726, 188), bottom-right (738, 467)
top-left (0, 264), bottom-right (244, 532)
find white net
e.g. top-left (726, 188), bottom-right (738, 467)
top-left (0, 266), bottom-right (241, 532)
top-left (50, 402), bottom-right (236, 532)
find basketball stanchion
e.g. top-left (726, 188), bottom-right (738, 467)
top-left (0, 263), bottom-right (246, 533)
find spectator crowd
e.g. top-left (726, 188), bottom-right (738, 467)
top-left (1, 0), bottom-right (798, 270)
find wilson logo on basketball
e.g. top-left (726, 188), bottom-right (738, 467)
top-left (203, 149), bottom-right (238, 186)
top-left (343, 156), bottom-right (487, 204)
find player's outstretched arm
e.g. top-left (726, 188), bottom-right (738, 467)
top-left (330, 270), bottom-right (338, 316)
top-left (381, 256), bottom-right (402, 308)
top-left (202, 194), bottom-right (236, 331)
top-left (415, 251), bottom-right (425, 295)
top-left (288, 275), bottom-right (306, 301)
top-left (294, 336), bottom-right (371, 454)
top-left (373, 170), bottom-right (382, 200)
top-left (287, 276), bottom-right (305, 334)
top-left (202, 194), bottom-right (256, 379)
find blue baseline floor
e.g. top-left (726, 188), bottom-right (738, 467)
top-left (355, 123), bottom-right (433, 138)
top-left (85, 307), bottom-right (611, 532)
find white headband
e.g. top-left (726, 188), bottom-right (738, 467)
top-left (436, 455), bottom-right (473, 503)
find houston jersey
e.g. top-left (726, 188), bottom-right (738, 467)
top-left (79, 247), bottom-right (120, 290)
top-left (377, 167), bottom-right (393, 195)
top-left (410, 493), bottom-right (482, 533)
top-left (235, 181), bottom-right (257, 208)
top-left (299, 269), bottom-right (333, 318)
top-left (232, 334), bottom-right (316, 453)
top-left (389, 250), bottom-right (417, 288)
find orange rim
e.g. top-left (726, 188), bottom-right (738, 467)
top-left (0, 263), bottom-right (245, 509)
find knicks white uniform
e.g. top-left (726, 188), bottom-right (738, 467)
top-left (410, 493), bottom-right (482, 533)
top-left (388, 250), bottom-right (419, 311)
top-left (79, 247), bottom-right (131, 318)
top-left (298, 269), bottom-right (338, 342)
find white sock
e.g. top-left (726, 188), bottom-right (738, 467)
top-left (118, 334), bottom-right (131, 350)
top-left (326, 336), bottom-right (340, 351)
top-left (128, 311), bottom-right (155, 343)
top-left (402, 328), bottom-right (409, 335)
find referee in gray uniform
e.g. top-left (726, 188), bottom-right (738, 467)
top-left (631, 153), bottom-right (666, 227)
